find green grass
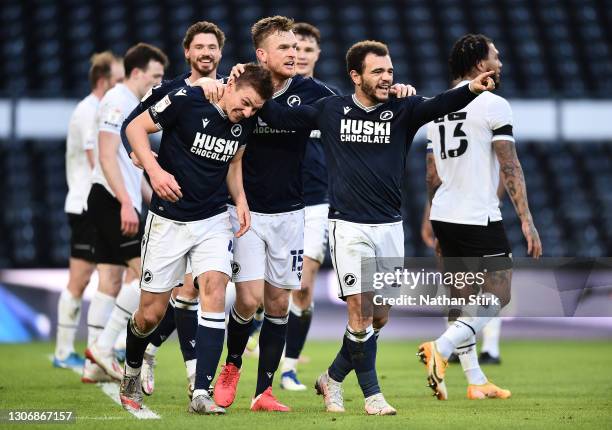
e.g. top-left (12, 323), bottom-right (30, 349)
top-left (0, 340), bottom-right (611, 429)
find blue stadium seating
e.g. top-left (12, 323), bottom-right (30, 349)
top-left (2, 0), bottom-right (612, 98)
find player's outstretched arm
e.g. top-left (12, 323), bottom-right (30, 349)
top-left (226, 147), bottom-right (250, 238)
top-left (494, 139), bottom-right (542, 258)
top-left (126, 110), bottom-right (182, 203)
top-left (413, 71), bottom-right (495, 127)
top-left (258, 99), bottom-right (319, 132)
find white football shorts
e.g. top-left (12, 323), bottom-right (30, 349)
top-left (140, 211), bottom-right (234, 293)
top-left (328, 219), bottom-right (404, 298)
top-left (303, 203), bottom-right (329, 264)
top-left (229, 205), bottom-right (304, 290)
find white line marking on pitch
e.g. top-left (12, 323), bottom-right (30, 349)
top-left (47, 355), bottom-right (160, 420)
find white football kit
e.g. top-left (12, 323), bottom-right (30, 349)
top-left (229, 206), bottom-right (304, 290)
top-left (91, 83), bottom-right (143, 210)
top-left (329, 219), bottom-right (404, 298)
top-left (427, 80), bottom-right (515, 226)
top-left (303, 203), bottom-right (329, 264)
top-left (65, 93), bottom-right (99, 214)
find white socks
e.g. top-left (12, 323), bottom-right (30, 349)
top-left (145, 343), bottom-right (159, 357)
top-left (87, 291), bottom-right (115, 346)
top-left (185, 358), bottom-right (196, 381)
top-left (435, 293), bottom-right (501, 359)
top-left (481, 318), bottom-right (502, 358)
top-left (96, 280), bottom-right (141, 350)
top-left (55, 290), bottom-right (83, 359)
top-left (282, 357), bottom-right (298, 373)
top-left (455, 335), bottom-right (487, 385)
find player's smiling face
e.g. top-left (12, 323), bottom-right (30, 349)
top-left (221, 82), bottom-right (266, 123)
top-left (257, 31), bottom-right (297, 79)
top-left (354, 53), bottom-right (394, 104)
top-left (296, 35), bottom-right (320, 77)
top-left (185, 33), bottom-right (222, 78)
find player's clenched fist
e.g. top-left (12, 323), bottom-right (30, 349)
top-left (149, 167), bottom-right (183, 202)
top-left (468, 70), bottom-right (496, 94)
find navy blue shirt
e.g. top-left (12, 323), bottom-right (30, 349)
top-left (121, 71), bottom-right (226, 154)
top-left (242, 75), bottom-right (336, 213)
top-left (147, 86), bottom-right (255, 222)
top-left (259, 84), bottom-right (478, 224)
top-left (302, 78), bottom-right (340, 206)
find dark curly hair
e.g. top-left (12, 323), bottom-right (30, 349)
top-left (449, 34), bottom-right (493, 80)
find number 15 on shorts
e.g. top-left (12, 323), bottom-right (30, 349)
top-left (291, 249), bottom-right (304, 272)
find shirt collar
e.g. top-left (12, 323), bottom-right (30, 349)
top-left (351, 94), bottom-right (382, 112)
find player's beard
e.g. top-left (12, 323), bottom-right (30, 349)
top-left (361, 79), bottom-right (389, 104)
top-left (494, 73), bottom-right (501, 90)
top-left (190, 55), bottom-right (218, 77)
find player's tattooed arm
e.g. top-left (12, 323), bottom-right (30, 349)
top-left (494, 139), bottom-right (542, 258)
top-left (425, 152), bottom-right (442, 204)
top-left (226, 147), bottom-right (250, 238)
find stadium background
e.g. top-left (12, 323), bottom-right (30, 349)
top-left (0, 1), bottom-right (610, 422)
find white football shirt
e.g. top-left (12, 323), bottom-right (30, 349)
top-left (64, 93), bottom-right (99, 214)
top-left (427, 80), bottom-right (515, 226)
top-left (92, 83), bottom-right (143, 210)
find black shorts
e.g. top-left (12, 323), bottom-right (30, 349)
top-left (431, 219), bottom-right (512, 272)
top-left (67, 212), bottom-right (96, 262)
top-left (87, 183), bottom-right (143, 266)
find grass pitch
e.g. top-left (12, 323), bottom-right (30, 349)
top-left (0, 340), bottom-right (611, 429)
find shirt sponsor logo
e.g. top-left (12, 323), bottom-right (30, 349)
top-left (190, 132), bottom-right (239, 162)
top-left (253, 117), bottom-right (294, 135)
top-left (339, 119), bottom-right (391, 143)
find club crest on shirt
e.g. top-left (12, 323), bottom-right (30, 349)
top-left (287, 95), bottom-right (301, 107)
top-left (231, 124), bottom-right (242, 137)
top-left (380, 110), bottom-right (393, 120)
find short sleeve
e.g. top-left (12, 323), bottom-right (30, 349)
top-left (487, 97), bottom-right (514, 143)
top-left (426, 122), bottom-right (434, 153)
top-left (97, 101), bottom-right (125, 135)
top-left (148, 87), bottom-right (190, 131)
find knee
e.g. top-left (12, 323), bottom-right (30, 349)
top-left (140, 307), bottom-right (165, 331)
top-left (199, 273), bottom-right (228, 307)
top-left (236, 294), bottom-right (259, 316)
top-left (293, 286), bottom-right (312, 307)
top-left (265, 291), bottom-right (290, 315)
